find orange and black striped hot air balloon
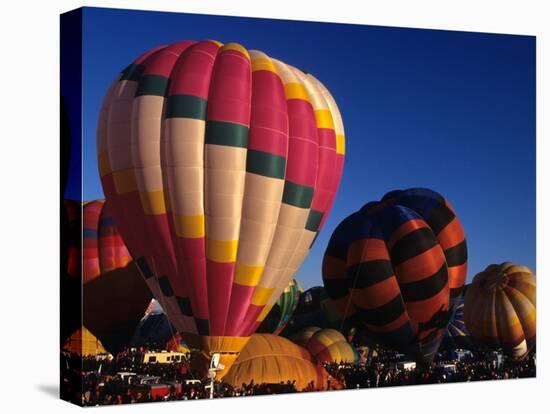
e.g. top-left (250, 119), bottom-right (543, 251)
top-left (97, 40), bottom-right (345, 377)
top-left (464, 262), bottom-right (536, 360)
top-left (322, 188), bottom-right (467, 364)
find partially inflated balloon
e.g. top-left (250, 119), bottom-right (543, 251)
top-left (291, 326), bottom-right (322, 348)
top-left (63, 327), bottom-right (107, 357)
top-left (223, 334), bottom-right (328, 391)
top-left (297, 328), bottom-right (358, 363)
top-left (257, 278), bottom-right (302, 334)
top-left (323, 188), bottom-right (467, 364)
top-left (97, 40), bottom-right (345, 376)
top-left (464, 263), bottom-right (535, 360)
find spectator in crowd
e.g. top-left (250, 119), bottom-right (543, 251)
top-left (60, 345), bottom-right (536, 406)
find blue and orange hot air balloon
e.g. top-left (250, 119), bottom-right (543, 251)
top-left (97, 40), bottom-right (345, 376)
top-left (322, 188), bottom-right (467, 364)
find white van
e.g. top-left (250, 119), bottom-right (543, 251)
top-left (142, 351), bottom-right (188, 364)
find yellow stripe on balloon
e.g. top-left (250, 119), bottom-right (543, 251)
top-left (252, 57), bottom-right (279, 75)
top-left (174, 214), bottom-right (205, 238)
top-left (251, 287), bottom-right (275, 306)
top-left (314, 109), bottom-right (335, 129)
top-left (336, 134), bottom-right (346, 155)
top-left (206, 239), bottom-right (238, 263)
top-left (221, 43), bottom-right (250, 60)
top-left (140, 191), bottom-right (167, 215)
top-left (234, 263), bottom-right (265, 286)
top-left (284, 82), bottom-right (309, 101)
top-left (112, 169), bottom-right (137, 194)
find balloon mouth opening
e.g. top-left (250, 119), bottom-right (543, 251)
top-left (178, 334), bottom-right (250, 380)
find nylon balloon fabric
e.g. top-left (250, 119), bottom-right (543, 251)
top-left (97, 40), bottom-right (345, 376)
top-left (257, 278), bottom-right (302, 334)
top-left (295, 328), bottom-right (358, 363)
top-left (464, 262), bottom-right (535, 360)
top-left (66, 200), bottom-right (133, 283)
top-left (441, 287), bottom-right (474, 351)
top-left (64, 200), bottom-right (153, 354)
top-left (322, 188), bottom-right (467, 364)
top-left (223, 334), bottom-right (328, 391)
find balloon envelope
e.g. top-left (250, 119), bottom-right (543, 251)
top-left (63, 327), bottom-right (108, 357)
top-left (257, 278), bottom-right (302, 334)
top-left (441, 286), bottom-right (474, 351)
top-left (322, 188), bottom-right (467, 364)
top-left (223, 334), bottom-right (328, 391)
top-left (290, 326), bottom-right (323, 348)
top-left (97, 40), bottom-right (345, 375)
top-left (464, 262), bottom-right (536, 360)
top-left (294, 328), bottom-right (358, 363)
top-left (64, 200), bottom-right (152, 354)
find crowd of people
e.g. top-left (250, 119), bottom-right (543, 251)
top-left (61, 347), bottom-right (536, 406)
top-left (324, 354), bottom-right (536, 389)
top-left (61, 349), bottom-right (302, 405)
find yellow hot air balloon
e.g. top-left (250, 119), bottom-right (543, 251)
top-left (63, 327), bottom-right (108, 357)
top-left (290, 326), bottom-right (323, 347)
top-left (223, 334), bottom-right (328, 391)
top-left (464, 262), bottom-right (536, 360)
top-left (299, 328), bottom-right (358, 363)
top-left (97, 40), bottom-right (345, 377)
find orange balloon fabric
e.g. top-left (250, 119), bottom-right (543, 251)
top-left (464, 262), bottom-right (536, 360)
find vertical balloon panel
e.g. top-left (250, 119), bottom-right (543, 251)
top-left (464, 262), bottom-right (535, 360)
top-left (97, 46), bottom-right (177, 332)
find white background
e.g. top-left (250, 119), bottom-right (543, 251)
top-left (0, 0), bottom-right (547, 412)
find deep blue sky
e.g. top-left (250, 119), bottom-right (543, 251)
top-left (73, 7), bottom-right (536, 288)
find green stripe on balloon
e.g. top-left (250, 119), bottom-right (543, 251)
top-left (120, 63), bottom-right (145, 81)
top-left (165, 94), bottom-right (208, 120)
top-left (305, 210), bottom-right (324, 232)
top-left (205, 121), bottom-right (249, 148)
top-left (282, 181), bottom-right (314, 208)
top-left (135, 74), bottom-right (170, 97)
top-left (246, 150), bottom-right (286, 179)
